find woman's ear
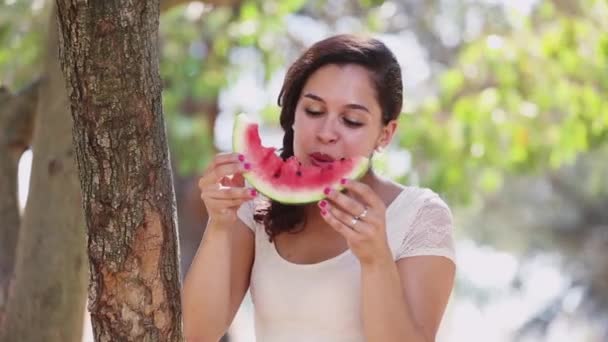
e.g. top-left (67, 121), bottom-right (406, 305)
top-left (376, 120), bottom-right (398, 151)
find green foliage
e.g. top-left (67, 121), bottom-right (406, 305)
top-left (0, 1), bottom-right (47, 88)
top-left (159, 0), bottom-right (308, 175)
top-left (358, 0), bottom-right (385, 8)
top-left (260, 104), bottom-right (281, 125)
top-left (400, 0), bottom-right (608, 203)
top-left (5, 0), bottom-right (605, 204)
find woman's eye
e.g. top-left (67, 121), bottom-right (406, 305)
top-left (305, 109), bottom-right (323, 116)
top-left (343, 117), bottom-right (363, 127)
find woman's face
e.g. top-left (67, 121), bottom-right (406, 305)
top-left (292, 63), bottom-right (397, 167)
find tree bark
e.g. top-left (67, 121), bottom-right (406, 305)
top-left (0, 78), bottom-right (40, 326)
top-left (2, 0), bottom-right (238, 339)
top-left (0, 7), bottom-right (87, 341)
top-left (56, 0), bottom-right (182, 340)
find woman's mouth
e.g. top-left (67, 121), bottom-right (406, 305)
top-left (309, 152), bottom-right (335, 167)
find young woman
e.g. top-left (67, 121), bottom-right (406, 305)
top-left (182, 34), bottom-right (456, 342)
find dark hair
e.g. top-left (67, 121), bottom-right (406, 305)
top-left (253, 34), bottom-right (403, 242)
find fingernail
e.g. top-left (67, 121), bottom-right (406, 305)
top-left (238, 154), bottom-right (245, 162)
top-left (340, 178), bottom-right (347, 185)
top-left (250, 189), bottom-right (257, 197)
top-left (244, 163), bottom-right (251, 170)
top-left (318, 200), bottom-right (327, 208)
top-left (323, 187), bottom-right (331, 195)
top-left (320, 209), bottom-right (327, 216)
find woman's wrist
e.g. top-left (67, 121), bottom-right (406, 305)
top-left (359, 250), bottom-right (395, 271)
top-left (203, 220), bottom-right (234, 239)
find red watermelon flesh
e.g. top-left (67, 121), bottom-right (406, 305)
top-left (232, 113), bottom-right (370, 204)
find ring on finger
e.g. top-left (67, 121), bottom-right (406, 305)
top-left (353, 206), bottom-right (368, 221)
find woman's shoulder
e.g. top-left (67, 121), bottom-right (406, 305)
top-left (236, 197), bottom-right (267, 232)
top-left (385, 184), bottom-right (456, 262)
top-left (385, 182), bottom-right (449, 214)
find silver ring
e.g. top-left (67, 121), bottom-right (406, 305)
top-left (356, 207), bottom-right (368, 220)
top-left (350, 217), bottom-right (359, 225)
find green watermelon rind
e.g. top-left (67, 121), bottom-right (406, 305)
top-left (232, 113), bottom-right (370, 204)
top-left (232, 113), bottom-right (253, 159)
top-left (241, 159), bottom-right (370, 204)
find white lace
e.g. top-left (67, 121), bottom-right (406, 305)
top-left (394, 194), bottom-right (456, 262)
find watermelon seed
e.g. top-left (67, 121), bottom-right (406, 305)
top-left (296, 171), bottom-right (302, 176)
top-left (273, 170), bottom-right (281, 178)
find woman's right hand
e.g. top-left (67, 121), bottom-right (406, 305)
top-left (198, 152), bottom-right (257, 227)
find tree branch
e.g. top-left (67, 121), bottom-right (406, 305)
top-left (0, 78), bottom-right (43, 157)
top-left (0, 77), bottom-right (42, 328)
top-left (550, 0), bottom-right (582, 16)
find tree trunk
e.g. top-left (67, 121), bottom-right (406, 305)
top-left (56, 0), bottom-right (182, 340)
top-left (2, 0), bottom-right (238, 339)
top-left (0, 7), bottom-right (88, 341)
top-left (0, 79), bottom-right (39, 326)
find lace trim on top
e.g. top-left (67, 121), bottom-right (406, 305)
top-left (394, 193), bottom-right (456, 262)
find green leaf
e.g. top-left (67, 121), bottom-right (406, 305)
top-left (260, 105), bottom-right (280, 125)
top-left (479, 168), bottom-right (503, 193)
top-left (277, 0), bottom-right (307, 14)
top-left (440, 69), bottom-right (465, 100)
top-left (240, 2), bottom-right (259, 21)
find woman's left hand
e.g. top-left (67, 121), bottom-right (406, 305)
top-left (319, 179), bottom-right (394, 267)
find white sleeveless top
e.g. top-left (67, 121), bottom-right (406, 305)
top-left (236, 186), bottom-right (456, 342)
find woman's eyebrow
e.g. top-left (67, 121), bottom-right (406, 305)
top-left (303, 92), bottom-right (370, 113)
top-left (303, 93), bottom-right (324, 102)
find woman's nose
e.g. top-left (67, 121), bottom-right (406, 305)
top-left (315, 117), bottom-right (339, 144)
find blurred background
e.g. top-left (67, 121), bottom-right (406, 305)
top-left (2, 0), bottom-right (608, 341)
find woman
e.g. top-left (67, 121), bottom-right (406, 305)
top-left (182, 34), bottom-right (456, 342)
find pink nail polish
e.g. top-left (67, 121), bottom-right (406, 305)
top-left (319, 200), bottom-right (327, 208)
top-left (250, 189), bottom-right (257, 197)
top-left (320, 209), bottom-right (327, 216)
top-left (323, 188), bottom-right (331, 195)
top-left (238, 154), bottom-right (245, 162)
top-left (340, 178), bottom-right (347, 185)
top-left (244, 163), bottom-right (251, 170)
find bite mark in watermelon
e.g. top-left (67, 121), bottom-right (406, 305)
top-left (232, 113), bottom-right (370, 204)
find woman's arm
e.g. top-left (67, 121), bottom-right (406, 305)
top-left (182, 221), bottom-right (254, 342)
top-left (360, 255), bottom-right (455, 342)
top-left (396, 256), bottom-right (455, 340)
top-left (319, 180), bottom-right (455, 341)
top-left (182, 153), bottom-right (256, 341)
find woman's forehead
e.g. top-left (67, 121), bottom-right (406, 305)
top-left (301, 64), bottom-right (379, 109)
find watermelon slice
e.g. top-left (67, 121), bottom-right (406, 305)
top-left (232, 113), bottom-right (370, 204)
